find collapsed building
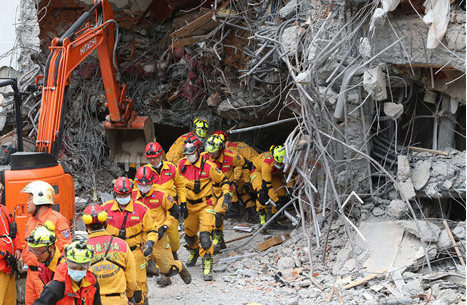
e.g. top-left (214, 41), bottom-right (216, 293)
top-left (0, 0), bottom-right (465, 304)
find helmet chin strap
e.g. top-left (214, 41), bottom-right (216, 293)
top-left (44, 246), bottom-right (55, 267)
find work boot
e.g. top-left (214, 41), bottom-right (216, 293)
top-left (186, 247), bottom-right (199, 267)
top-left (156, 274), bottom-right (172, 287)
top-left (268, 217), bottom-right (288, 230)
top-left (146, 259), bottom-right (160, 277)
top-left (202, 252), bottom-right (213, 281)
top-left (179, 263), bottom-right (192, 284)
top-left (172, 251), bottom-right (179, 261)
top-left (225, 201), bottom-right (241, 220)
top-left (212, 230), bottom-right (227, 254)
top-left (246, 207), bottom-right (258, 224)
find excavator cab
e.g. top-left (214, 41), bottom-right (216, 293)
top-left (35, 0), bottom-right (154, 170)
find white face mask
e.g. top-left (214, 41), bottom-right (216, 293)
top-left (155, 160), bottom-right (162, 169)
top-left (137, 184), bottom-right (151, 194)
top-left (116, 196), bottom-right (131, 205)
top-left (274, 163), bottom-right (284, 169)
top-left (186, 153), bottom-right (198, 164)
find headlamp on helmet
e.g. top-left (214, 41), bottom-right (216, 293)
top-left (271, 145), bottom-right (286, 164)
top-left (145, 142), bottom-right (163, 158)
top-left (183, 136), bottom-right (201, 155)
top-left (26, 220), bottom-right (56, 248)
top-left (205, 135), bottom-right (224, 153)
top-left (65, 240), bottom-right (93, 265)
top-left (193, 119), bottom-right (209, 138)
top-left (82, 203), bottom-right (108, 225)
top-left (113, 177), bottom-right (133, 195)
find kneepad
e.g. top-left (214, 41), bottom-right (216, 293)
top-left (133, 290), bottom-right (142, 304)
top-left (184, 234), bottom-right (197, 247)
top-left (199, 231), bottom-right (212, 250)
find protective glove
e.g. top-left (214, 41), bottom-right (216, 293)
top-left (240, 182), bottom-right (251, 193)
top-left (157, 225), bottom-right (168, 240)
top-left (215, 212), bottom-right (223, 228)
top-left (1, 251), bottom-right (16, 268)
top-left (230, 181), bottom-right (237, 192)
top-left (128, 296), bottom-right (136, 305)
top-left (258, 188), bottom-right (269, 205)
top-left (222, 193), bottom-right (231, 209)
top-left (180, 202), bottom-right (188, 219)
top-left (142, 240), bottom-right (155, 257)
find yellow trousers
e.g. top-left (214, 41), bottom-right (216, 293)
top-left (132, 248), bottom-right (147, 305)
top-left (185, 202), bottom-right (215, 258)
top-left (0, 271), bottom-right (16, 305)
top-left (167, 219), bottom-right (180, 252)
top-left (151, 233), bottom-right (182, 275)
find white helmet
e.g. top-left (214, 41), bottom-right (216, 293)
top-left (22, 181), bottom-right (55, 205)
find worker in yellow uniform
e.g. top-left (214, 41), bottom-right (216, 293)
top-left (176, 135), bottom-right (230, 281)
top-left (143, 142), bottom-right (182, 260)
top-left (166, 118), bottom-right (210, 165)
top-left (25, 221), bottom-right (65, 291)
top-left (83, 203), bottom-right (137, 305)
top-left (0, 182), bottom-right (21, 305)
top-left (102, 177), bottom-right (158, 305)
top-left (21, 181), bottom-right (72, 305)
top-left (132, 166), bottom-right (191, 287)
top-left (203, 135), bottom-right (249, 253)
top-left (250, 145), bottom-right (291, 229)
top-left (212, 130), bottom-right (258, 221)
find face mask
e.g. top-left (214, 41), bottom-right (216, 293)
top-left (274, 163), bottom-right (284, 169)
top-left (186, 153), bottom-right (198, 164)
top-left (155, 160), bottom-right (162, 169)
top-left (116, 196), bottom-right (131, 205)
top-left (68, 268), bottom-right (87, 282)
top-left (137, 185), bottom-right (151, 194)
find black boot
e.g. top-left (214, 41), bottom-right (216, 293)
top-left (225, 201), bottom-right (241, 219)
top-left (172, 251), bottom-right (179, 261)
top-left (186, 247), bottom-right (199, 267)
top-left (202, 252), bottom-right (213, 281)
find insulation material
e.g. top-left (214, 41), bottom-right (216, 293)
top-left (423, 0), bottom-right (451, 49)
top-left (370, 0), bottom-right (401, 30)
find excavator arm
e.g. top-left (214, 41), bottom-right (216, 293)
top-left (36, 0), bottom-right (154, 167)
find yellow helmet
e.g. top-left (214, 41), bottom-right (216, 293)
top-left (65, 240), bottom-right (93, 264)
top-left (205, 135), bottom-right (224, 153)
top-left (193, 118), bottom-right (209, 138)
top-left (271, 145), bottom-right (286, 163)
top-left (21, 181), bottom-right (55, 205)
top-left (26, 221), bottom-right (56, 248)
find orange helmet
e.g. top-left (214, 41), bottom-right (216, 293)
top-left (82, 203), bottom-right (108, 225)
top-left (145, 142), bottom-right (163, 158)
top-left (113, 177), bottom-right (133, 195)
top-left (135, 166), bottom-right (154, 186)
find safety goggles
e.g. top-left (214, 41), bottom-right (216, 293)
top-left (28, 245), bottom-right (49, 255)
top-left (146, 149), bottom-right (163, 156)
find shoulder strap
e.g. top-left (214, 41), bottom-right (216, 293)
top-left (91, 236), bottom-right (126, 270)
top-left (120, 210), bottom-right (130, 233)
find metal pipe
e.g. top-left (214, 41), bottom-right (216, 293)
top-left (229, 117), bottom-right (297, 134)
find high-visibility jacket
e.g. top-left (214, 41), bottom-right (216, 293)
top-left (226, 141), bottom-right (258, 160)
top-left (143, 161), bottom-right (181, 198)
top-left (132, 188), bottom-right (176, 230)
top-left (22, 208), bottom-right (71, 268)
top-left (251, 151), bottom-right (284, 203)
top-left (88, 230), bottom-right (137, 298)
top-left (33, 262), bottom-right (101, 305)
top-left (102, 200), bottom-right (158, 250)
top-left (166, 131), bottom-right (194, 165)
top-left (37, 245), bottom-right (64, 286)
top-left (0, 205), bottom-right (21, 274)
top-left (176, 156), bottom-right (229, 204)
top-left (202, 150), bottom-right (246, 198)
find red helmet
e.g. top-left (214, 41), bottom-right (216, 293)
top-left (135, 166), bottom-right (154, 186)
top-left (113, 177), bottom-right (133, 194)
top-left (212, 130), bottom-right (228, 142)
top-left (82, 203), bottom-right (108, 225)
top-left (145, 142), bottom-right (163, 158)
top-left (183, 135), bottom-right (201, 155)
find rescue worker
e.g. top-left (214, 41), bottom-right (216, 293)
top-left (203, 135), bottom-right (249, 253)
top-left (212, 130), bottom-right (258, 220)
top-left (83, 203), bottom-right (137, 305)
top-left (143, 142), bottom-right (182, 260)
top-left (251, 145), bottom-right (290, 229)
top-left (166, 118), bottom-right (210, 164)
top-left (25, 221), bottom-right (64, 290)
top-left (176, 135), bottom-right (230, 281)
top-left (0, 182), bottom-right (22, 305)
top-left (33, 240), bottom-right (102, 305)
top-left (22, 181), bottom-right (72, 305)
top-left (132, 166), bottom-right (191, 287)
top-left (102, 177), bottom-right (158, 305)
